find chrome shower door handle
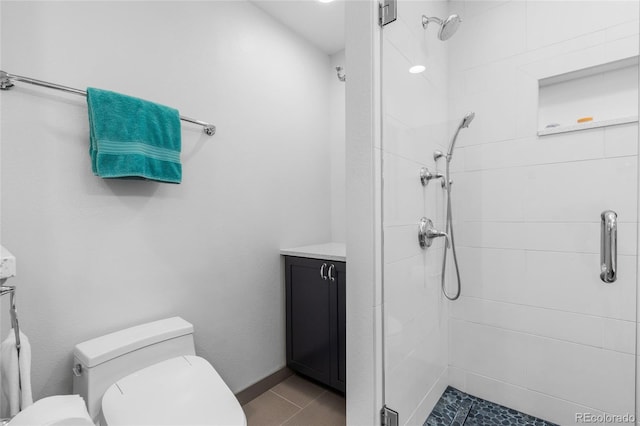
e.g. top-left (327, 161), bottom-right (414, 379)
top-left (600, 210), bottom-right (617, 283)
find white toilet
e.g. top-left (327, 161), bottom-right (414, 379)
top-left (72, 317), bottom-right (246, 426)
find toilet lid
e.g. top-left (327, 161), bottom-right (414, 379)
top-left (101, 356), bottom-right (246, 426)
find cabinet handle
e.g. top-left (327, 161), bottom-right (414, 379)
top-left (320, 263), bottom-right (328, 280)
top-left (328, 264), bottom-right (336, 281)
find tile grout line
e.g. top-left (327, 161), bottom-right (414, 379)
top-left (278, 409), bottom-right (302, 426)
top-left (273, 387), bottom-right (329, 410)
top-left (306, 389), bottom-right (328, 406)
top-left (268, 389), bottom-right (305, 410)
top-left (256, 390), bottom-right (303, 426)
top-left (275, 392), bottom-right (307, 426)
top-left (278, 407), bottom-right (303, 426)
top-left (277, 390), bottom-right (332, 426)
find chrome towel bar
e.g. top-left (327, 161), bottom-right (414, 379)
top-left (0, 70), bottom-right (216, 136)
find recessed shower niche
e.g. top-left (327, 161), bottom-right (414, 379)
top-left (538, 56), bottom-right (639, 136)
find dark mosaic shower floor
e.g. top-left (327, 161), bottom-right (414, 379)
top-left (424, 387), bottom-right (559, 426)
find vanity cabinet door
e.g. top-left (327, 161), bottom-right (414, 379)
top-left (285, 256), bottom-right (332, 385)
top-left (330, 261), bottom-right (346, 393)
top-left (285, 256), bottom-right (346, 393)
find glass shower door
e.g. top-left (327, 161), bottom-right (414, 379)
top-left (380, 1), bottom-right (639, 425)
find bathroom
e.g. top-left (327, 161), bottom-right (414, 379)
top-left (0, 0), bottom-right (639, 425)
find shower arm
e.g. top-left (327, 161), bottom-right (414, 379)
top-left (422, 15), bottom-right (443, 29)
top-left (419, 167), bottom-right (445, 186)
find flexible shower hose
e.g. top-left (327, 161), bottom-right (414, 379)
top-left (441, 160), bottom-right (462, 301)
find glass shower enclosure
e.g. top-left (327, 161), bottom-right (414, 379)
top-left (380, 1), bottom-right (639, 424)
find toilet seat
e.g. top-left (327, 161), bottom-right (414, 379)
top-left (101, 355), bottom-right (246, 426)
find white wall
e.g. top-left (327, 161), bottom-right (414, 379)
top-left (447, 1), bottom-right (639, 424)
top-left (0, 0), bottom-right (333, 404)
top-left (381, 1), bottom-right (451, 424)
top-left (345, 1), bottom-right (383, 424)
top-left (330, 49), bottom-right (346, 243)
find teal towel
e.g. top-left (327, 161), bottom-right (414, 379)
top-left (86, 88), bottom-right (182, 184)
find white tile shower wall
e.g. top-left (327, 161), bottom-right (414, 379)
top-left (447, 1), bottom-right (639, 423)
top-left (0, 1), bottom-right (333, 403)
top-left (382, 1), bottom-right (451, 424)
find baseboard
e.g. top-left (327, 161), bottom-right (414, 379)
top-left (235, 367), bottom-right (294, 406)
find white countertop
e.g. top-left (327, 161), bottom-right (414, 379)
top-left (280, 242), bottom-right (346, 262)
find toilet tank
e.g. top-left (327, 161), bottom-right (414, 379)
top-left (72, 317), bottom-right (196, 423)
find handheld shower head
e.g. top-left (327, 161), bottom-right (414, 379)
top-left (460, 112), bottom-right (475, 129)
top-left (422, 14), bottom-right (462, 41)
top-left (446, 112), bottom-right (475, 158)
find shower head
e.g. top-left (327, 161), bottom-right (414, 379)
top-left (446, 112), bottom-right (475, 158)
top-left (460, 112), bottom-right (475, 129)
top-left (422, 14), bottom-right (462, 41)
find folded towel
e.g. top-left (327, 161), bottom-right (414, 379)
top-left (7, 395), bottom-right (93, 426)
top-left (86, 88), bottom-right (182, 183)
top-left (1, 329), bottom-right (33, 416)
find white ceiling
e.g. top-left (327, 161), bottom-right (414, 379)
top-left (250, 0), bottom-right (345, 56)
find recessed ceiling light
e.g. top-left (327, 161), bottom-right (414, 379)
top-left (409, 65), bottom-right (426, 74)
top-left (318, 0), bottom-right (335, 3)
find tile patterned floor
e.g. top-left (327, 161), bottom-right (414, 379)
top-left (425, 387), bottom-right (559, 426)
top-left (242, 374), bottom-right (346, 426)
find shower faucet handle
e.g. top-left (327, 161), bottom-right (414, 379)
top-left (419, 217), bottom-right (450, 249)
top-left (420, 167), bottom-right (445, 186)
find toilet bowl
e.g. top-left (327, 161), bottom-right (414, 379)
top-left (72, 317), bottom-right (246, 426)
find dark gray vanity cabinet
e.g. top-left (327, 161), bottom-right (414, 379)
top-left (285, 256), bottom-right (346, 393)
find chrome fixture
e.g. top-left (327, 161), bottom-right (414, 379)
top-left (319, 262), bottom-right (338, 281)
top-left (72, 363), bottom-right (83, 377)
top-left (336, 66), bottom-right (346, 82)
top-left (433, 112), bottom-right (476, 301)
top-left (419, 167), bottom-right (445, 186)
top-left (0, 73), bottom-right (14, 90)
top-left (380, 0), bottom-right (398, 26)
top-left (418, 217), bottom-right (449, 249)
top-left (327, 264), bottom-right (336, 281)
top-left (422, 14), bottom-right (462, 41)
top-left (446, 112), bottom-right (475, 160)
top-left (600, 210), bottom-right (617, 283)
top-left (0, 70), bottom-right (216, 136)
